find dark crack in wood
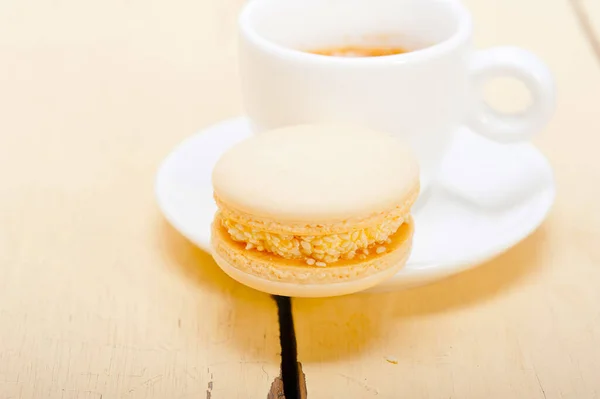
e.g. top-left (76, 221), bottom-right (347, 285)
top-left (268, 363), bottom-right (307, 399)
top-left (272, 296), bottom-right (306, 398)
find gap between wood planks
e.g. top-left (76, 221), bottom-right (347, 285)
top-left (270, 296), bottom-right (307, 399)
top-left (569, 0), bottom-right (600, 65)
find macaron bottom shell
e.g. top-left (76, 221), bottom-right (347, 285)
top-left (210, 215), bottom-right (414, 297)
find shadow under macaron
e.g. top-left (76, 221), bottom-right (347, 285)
top-left (291, 225), bottom-right (547, 362)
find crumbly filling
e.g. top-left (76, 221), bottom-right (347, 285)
top-left (221, 215), bottom-right (404, 266)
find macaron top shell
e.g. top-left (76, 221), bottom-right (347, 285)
top-left (212, 124), bottom-right (419, 223)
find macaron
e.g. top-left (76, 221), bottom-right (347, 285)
top-left (210, 124), bottom-right (419, 297)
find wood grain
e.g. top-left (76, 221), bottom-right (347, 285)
top-left (0, 0), bottom-right (278, 398)
top-left (1, 0), bottom-right (599, 398)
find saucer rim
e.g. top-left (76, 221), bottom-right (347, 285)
top-left (155, 116), bottom-right (556, 293)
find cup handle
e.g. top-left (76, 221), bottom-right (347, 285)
top-left (467, 46), bottom-right (555, 143)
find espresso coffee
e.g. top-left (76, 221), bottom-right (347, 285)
top-left (309, 45), bottom-right (407, 57)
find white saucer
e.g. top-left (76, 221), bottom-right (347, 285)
top-left (155, 117), bottom-right (555, 292)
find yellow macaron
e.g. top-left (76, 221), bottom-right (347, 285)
top-left (210, 124), bottom-right (419, 297)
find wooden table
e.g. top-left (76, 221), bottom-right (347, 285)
top-left (1, 0), bottom-right (600, 397)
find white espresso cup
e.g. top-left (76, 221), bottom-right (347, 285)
top-left (238, 0), bottom-right (555, 191)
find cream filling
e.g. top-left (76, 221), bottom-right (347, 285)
top-left (221, 215), bottom-right (405, 266)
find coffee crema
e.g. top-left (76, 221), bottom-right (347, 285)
top-left (308, 45), bottom-right (408, 58)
